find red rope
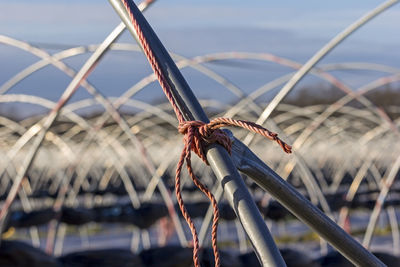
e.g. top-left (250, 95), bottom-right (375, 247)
top-left (175, 124), bottom-right (220, 267)
top-left (176, 119), bottom-right (291, 267)
top-left (121, 0), bottom-right (185, 124)
top-left (120, 1), bottom-right (292, 266)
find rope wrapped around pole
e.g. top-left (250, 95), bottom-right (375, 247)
top-left (176, 119), bottom-right (291, 266)
top-left (117, 0), bottom-right (292, 266)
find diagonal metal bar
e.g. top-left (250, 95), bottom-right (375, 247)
top-left (228, 133), bottom-right (385, 266)
top-left (108, 0), bottom-right (286, 266)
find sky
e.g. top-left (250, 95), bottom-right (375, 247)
top-left (0, 0), bottom-right (399, 118)
top-left (1, 0), bottom-right (399, 43)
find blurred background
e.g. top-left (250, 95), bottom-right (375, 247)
top-left (1, 0), bottom-right (400, 266)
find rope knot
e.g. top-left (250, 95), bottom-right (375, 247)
top-left (175, 117), bottom-right (291, 267)
top-left (178, 120), bottom-right (232, 165)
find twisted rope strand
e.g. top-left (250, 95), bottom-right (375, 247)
top-left (207, 117), bottom-right (292, 153)
top-left (184, 127), bottom-right (220, 266)
top-left (174, 136), bottom-right (202, 266)
top-left (121, 1), bottom-right (291, 266)
top-left (121, 0), bottom-right (185, 123)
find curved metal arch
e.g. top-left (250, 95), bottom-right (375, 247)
top-left (234, 103), bottom-right (378, 211)
top-left (277, 73), bottom-right (400, 181)
top-left (0, 94), bottom-right (143, 208)
top-left (0, 41), bottom-right (251, 111)
top-left (0, 94), bottom-right (93, 162)
top-left (63, 97), bottom-right (177, 127)
top-left (360, 116), bottom-right (400, 144)
top-left (0, 116), bottom-right (76, 167)
top-left (263, 103), bottom-right (399, 218)
top-left (249, 0), bottom-right (399, 140)
top-left (273, 104), bottom-right (382, 128)
top-left (0, 120), bottom-right (76, 247)
top-left (321, 62), bottom-right (400, 74)
top-left (363, 153), bottom-right (400, 248)
top-left (0, 42), bottom-right (144, 95)
top-left (0, 116), bottom-right (27, 136)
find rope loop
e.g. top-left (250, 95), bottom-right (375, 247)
top-left (178, 118), bottom-right (292, 163)
top-left (175, 117), bottom-right (291, 267)
top-left (178, 120), bottom-right (232, 164)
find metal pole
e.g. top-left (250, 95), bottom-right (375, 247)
top-left (108, 1), bottom-right (286, 266)
top-left (228, 134), bottom-right (385, 267)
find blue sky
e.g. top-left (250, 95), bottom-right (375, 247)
top-left (1, 0), bottom-right (399, 43)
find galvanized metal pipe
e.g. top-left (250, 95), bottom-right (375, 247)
top-left (108, 0), bottom-right (286, 266)
top-left (229, 134), bottom-right (385, 267)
